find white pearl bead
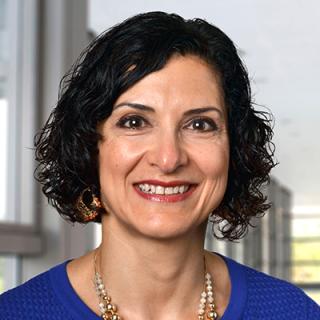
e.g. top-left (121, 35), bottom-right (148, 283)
top-left (96, 278), bottom-right (102, 284)
top-left (200, 297), bottom-right (206, 304)
top-left (99, 305), bottom-right (106, 313)
top-left (199, 303), bottom-right (205, 309)
top-left (201, 292), bottom-right (207, 298)
top-left (198, 308), bottom-right (205, 315)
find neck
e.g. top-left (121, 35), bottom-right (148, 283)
top-left (98, 216), bottom-right (208, 319)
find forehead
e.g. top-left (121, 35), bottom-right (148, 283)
top-left (114, 55), bottom-right (225, 114)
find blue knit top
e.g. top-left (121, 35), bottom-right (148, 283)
top-left (0, 255), bottom-right (319, 319)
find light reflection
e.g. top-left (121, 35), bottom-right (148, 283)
top-left (0, 98), bottom-right (8, 220)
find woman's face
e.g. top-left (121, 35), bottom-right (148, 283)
top-left (98, 55), bottom-right (229, 240)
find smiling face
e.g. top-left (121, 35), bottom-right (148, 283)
top-left (98, 55), bottom-right (229, 240)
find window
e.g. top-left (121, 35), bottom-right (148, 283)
top-left (292, 208), bottom-right (320, 303)
top-left (0, 0), bottom-right (11, 223)
top-left (0, 256), bottom-right (18, 292)
top-left (0, 0), bottom-right (41, 292)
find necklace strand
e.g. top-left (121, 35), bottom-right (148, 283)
top-left (93, 250), bottom-right (218, 320)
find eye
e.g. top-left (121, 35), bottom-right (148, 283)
top-left (116, 115), bottom-right (148, 129)
top-left (185, 117), bottom-right (218, 132)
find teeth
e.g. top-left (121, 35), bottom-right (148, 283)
top-left (138, 184), bottom-right (190, 195)
top-left (155, 186), bottom-right (164, 195)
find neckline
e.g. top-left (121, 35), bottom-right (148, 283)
top-left (49, 254), bottom-right (247, 319)
top-left (217, 254), bottom-right (247, 320)
top-left (50, 259), bottom-right (100, 319)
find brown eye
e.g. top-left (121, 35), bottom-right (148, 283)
top-left (186, 118), bottom-right (218, 132)
top-left (117, 115), bottom-right (148, 129)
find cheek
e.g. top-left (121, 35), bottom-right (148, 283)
top-left (198, 145), bottom-right (229, 211)
top-left (194, 140), bottom-right (229, 179)
top-left (98, 138), bottom-right (145, 181)
top-left (98, 140), bottom-right (134, 210)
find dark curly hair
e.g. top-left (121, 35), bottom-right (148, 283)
top-left (35, 11), bottom-right (276, 240)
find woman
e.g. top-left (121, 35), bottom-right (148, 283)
top-left (0, 11), bottom-right (319, 320)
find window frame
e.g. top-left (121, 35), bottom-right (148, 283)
top-left (0, 0), bottom-right (42, 256)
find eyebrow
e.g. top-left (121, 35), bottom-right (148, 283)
top-left (183, 106), bottom-right (223, 117)
top-left (113, 102), bottom-right (223, 117)
top-left (113, 102), bottom-right (154, 112)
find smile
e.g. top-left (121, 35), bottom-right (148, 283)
top-left (133, 181), bottom-right (197, 203)
top-left (137, 184), bottom-right (190, 195)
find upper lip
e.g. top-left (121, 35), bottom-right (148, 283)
top-left (134, 180), bottom-right (195, 187)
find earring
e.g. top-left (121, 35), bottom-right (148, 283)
top-left (76, 187), bottom-right (102, 222)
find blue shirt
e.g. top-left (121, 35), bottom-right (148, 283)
top-left (0, 255), bottom-right (319, 319)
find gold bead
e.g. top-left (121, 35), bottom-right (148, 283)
top-left (103, 295), bottom-right (111, 302)
top-left (107, 303), bottom-right (114, 311)
top-left (207, 310), bottom-right (218, 319)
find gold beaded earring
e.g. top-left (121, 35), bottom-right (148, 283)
top-left (76, 187), bottom-right (103, 222)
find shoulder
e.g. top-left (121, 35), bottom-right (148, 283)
top-left (0, 262), bottom-right (74, 319)
top-left (230, 259), bottom-right (320, 319)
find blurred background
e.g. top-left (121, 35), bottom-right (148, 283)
top-left (0, 0), bottom-right (319, 303)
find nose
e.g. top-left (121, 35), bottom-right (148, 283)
top-left (147, 130), bottom-right (188, 173)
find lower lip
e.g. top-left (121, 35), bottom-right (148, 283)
top-left (134, 185), bottom-right (197, 203)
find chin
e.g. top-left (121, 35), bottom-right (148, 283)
top-left (132, 218), bottom-right (202, 241)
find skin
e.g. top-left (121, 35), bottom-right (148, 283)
top-left (67, 55), bottom-right (231, 320)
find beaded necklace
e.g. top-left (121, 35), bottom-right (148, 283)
top-left (93, 250), bottom-right (218, 320)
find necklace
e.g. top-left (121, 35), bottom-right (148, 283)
top-left (93, 250), bottom-right (218, 320)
